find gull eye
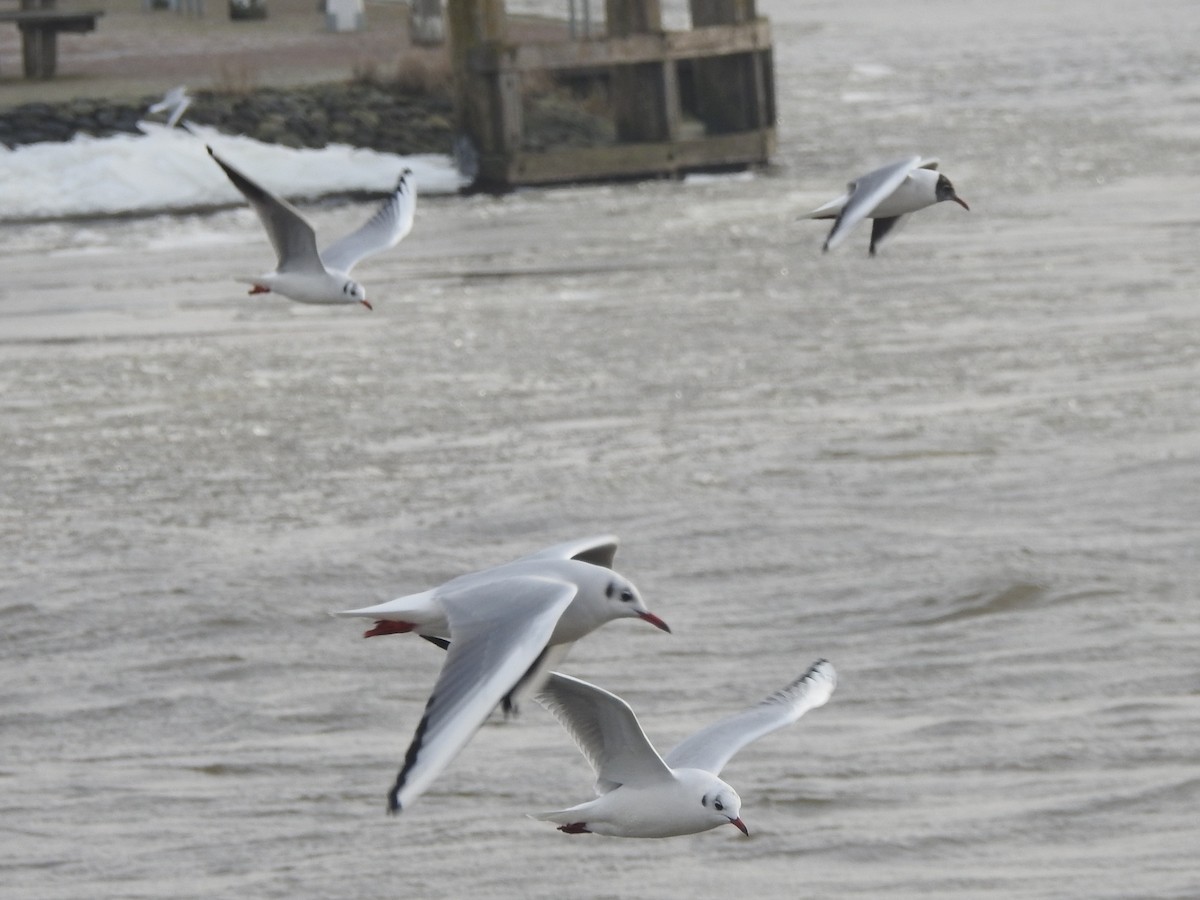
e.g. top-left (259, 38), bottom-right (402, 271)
top-left (620, 589), bottom-right (634, 603)
top-left (714, 799), bottom-right (724, 812)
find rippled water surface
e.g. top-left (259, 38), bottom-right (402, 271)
top-left (3, 1), bottom-right (1199, 898)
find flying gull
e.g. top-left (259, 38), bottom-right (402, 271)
top-left (207, 145), bottom-right (415, 308)
top-left (804, 156), bottom-right (969, 255)
top-left (336, 535), bottom-right (671, 814)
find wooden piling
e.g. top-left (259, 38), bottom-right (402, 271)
top-left (687, 0), bottom-right (773, 137)
top-left (606, 0), bottom-right (674, 143)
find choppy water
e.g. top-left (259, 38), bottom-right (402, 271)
top-left (3, 1), bottom-right (1199, 898)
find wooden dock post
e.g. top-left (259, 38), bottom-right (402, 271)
top-left (606, 0), bottom-right (678, 144)
top-left (446, 0), bottom-right (509, 162)
top-left (687, 0), bottom-right (773, 137)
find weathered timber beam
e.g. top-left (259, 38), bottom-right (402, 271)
top-left (468, 20), bottom-right (771, 73)
top-left (478, 128), bottom-right (774, 186)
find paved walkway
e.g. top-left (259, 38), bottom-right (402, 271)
top-left (0, 0), bottom-right (418, 109)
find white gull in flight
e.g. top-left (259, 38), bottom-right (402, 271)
top-left (335, 535), bottom-right (671, 814)
top-left (207, 145), bottom-right (415, 309)
top-left (804, 156), bottom-right (969, 255)
top-left (532, 658), bottom-right (836, 838)
top-left (148, 85), bottom-right (191, 129)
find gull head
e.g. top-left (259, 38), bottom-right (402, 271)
top-left (342, 278), bottom-right (372, 310)
top-left (935, 174), bottom-right (970, 211)
top-left (602, 574), bottom-right (670, 633)
top-left (698, 779), bottom-right (747, 836)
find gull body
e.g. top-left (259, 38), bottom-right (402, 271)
top-left (207, 145), bottom-right (416, 308)
top-left (533, 659), bottom-right (836, 838)
top-left (805, 156), bottom-right (969, 255)
top-left (335, 535), bottom-right (671, 814)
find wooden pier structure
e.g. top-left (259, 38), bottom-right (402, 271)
top-left (447, 0), bottom-right (775, 189)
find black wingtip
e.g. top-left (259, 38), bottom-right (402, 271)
top-left (385, 701), bottom-right (434, 818)
top-left (386, 780), bottom-right (408, 817)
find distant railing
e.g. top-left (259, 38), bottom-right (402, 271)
top-left (0, 0), bottom-right (104, 79)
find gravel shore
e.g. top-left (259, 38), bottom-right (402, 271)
top-left (0, 80), bottom-right (454, 152)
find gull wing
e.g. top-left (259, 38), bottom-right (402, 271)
top-left (822, 156), bottom-right (927, 252)
top-left (320, 168), bottom-right (417, 274)
top-left (149, 85), bottom-right (191, 128)
top-left (207, 146), bottom-right (324, 275)
top-left (148, 86), bottom-right (184, 113)
top-left (386, 576), bottom-right (575, 813)
top-left (515, 535), bottom-right (620, 570)
top-left (869, 215), bottom-right (908, 255)
top-left (663, 659), bottom-right (836, 775)
top-left (535, 673), bottom-right (675, 794)
top-left (411, 636), bottom-right (572, 717)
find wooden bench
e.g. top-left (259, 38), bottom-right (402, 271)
top-left (0, 0), bottom-right (104, 79)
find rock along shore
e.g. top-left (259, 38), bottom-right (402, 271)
top-left (0, 81), bottom-right (455, 155)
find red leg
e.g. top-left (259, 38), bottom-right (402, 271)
top-left (248, 285), bottom-right (270, 295)
top-left (558, 823), bottom-right (591, 834)
top-left (363, 620), bottom-right (417, 638)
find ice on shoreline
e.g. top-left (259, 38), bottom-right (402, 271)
top-left (0, 122), bottom-right (465, 222)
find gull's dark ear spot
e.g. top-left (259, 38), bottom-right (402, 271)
top-left (605, 581), bottom-right (615, 598)
top-left (701, 794), bottom-right (709, 807)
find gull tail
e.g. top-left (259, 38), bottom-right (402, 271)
top-left (333, 589), bottom-right (437, 619)
top-left (802, 193), bottom-right (847, 221)
top-left (528, 807), bottom-right (579, 825)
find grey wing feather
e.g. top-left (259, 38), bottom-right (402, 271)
top-left (663, 659), bottom-right (836, 774)
top-left (869, 215), bottom-right (906, 255)
top-left (502, 641), bottom-right (570, 716)
top-left (207, 146), bottom-right (324, 274)
top-left (822, 156), bottom-right (924, 252)
top-left (387, 577), bottom-right (575, 813)
top-left (321, 168), bottom-right (417, 274)
top-left (517, 535), bottom-right (619, 569)
top-left (535, 673), bottom-right (674, 794)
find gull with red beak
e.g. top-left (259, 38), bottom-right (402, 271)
top-left (207, 145), bottom-right (415, 309)
top-left (804, 156), bottom-right (969, 255)
top-left (335, 535), bottom-right (670, 814)
top-left (532, 659), bottom-right (836, 838)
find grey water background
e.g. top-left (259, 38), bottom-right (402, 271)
top-left (3, 0), bottom-right (1199, 897)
